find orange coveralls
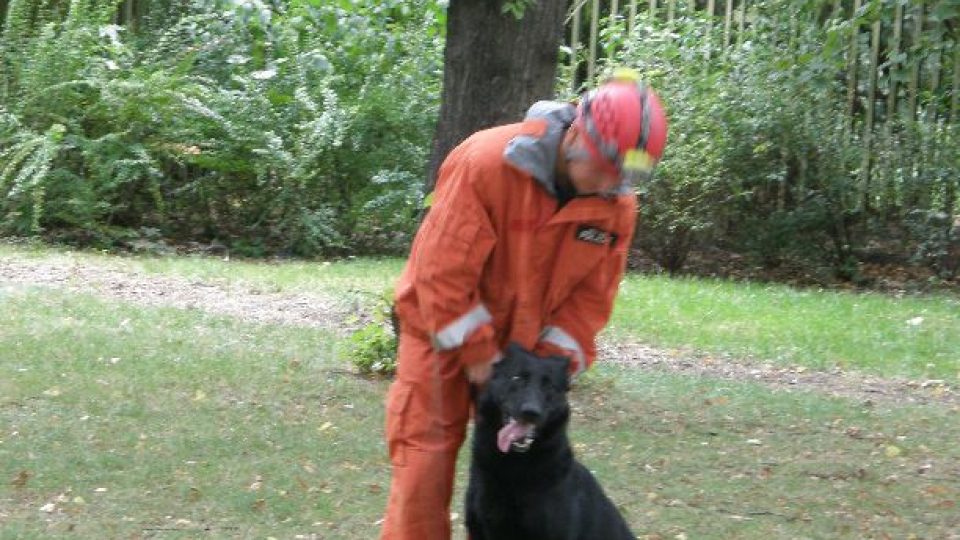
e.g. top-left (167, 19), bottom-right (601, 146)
top-left (380, 104), bottom-right (637, 540)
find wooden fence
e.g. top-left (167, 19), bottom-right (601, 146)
top-left (566, 0), bottom-right (958, 128)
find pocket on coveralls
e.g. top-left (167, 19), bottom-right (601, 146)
top-left (385, 382), bottom-right (413, 467)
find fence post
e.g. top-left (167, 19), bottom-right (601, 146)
top-left (629, 0), bottom-right (638, 33)
top-left (610, 0), bottom-right (619, 28)
top-left (125, 0), bottom-right (134, 30)
top-left (845, 0), bottom-right (861, 135)
top-left (886, 1), bottom-right (903, 126)
top-left (723, 0), bottom-right (733, 48)
top-left (704, 0), bottom-right (715, 65)
top-left (905, 2), bottom-right (926, 209)
top-left (906, 3), bottom-right (924, 121)
top-left (737, 0), bottom-right (747, 47)
top-left (571, 1), bottom-right (582, 94)
top-left (924, 17), bottom-right (943, 123)
top-left (882, 0), bottom-right (904, 217)
top-left (588, 0), bottom-right (599, 83)
top-left (952, 41), bottom-right (960, 125)
top-left (860, 16), bottom-right (881, 212)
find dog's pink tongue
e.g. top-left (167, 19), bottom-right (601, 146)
top-left (497, 419), bottom-right (527, 453)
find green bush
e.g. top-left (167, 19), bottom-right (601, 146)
top-left (0, 0), bottom-right (443, 255)
top-left (344, 322), bottom-right (398, 377)
top-left (343, 288), bottom-right (398, 377)
top-left (606, 0), bottom-right (932, 280)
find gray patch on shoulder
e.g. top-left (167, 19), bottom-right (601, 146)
top-left (503, 101), bottom-right (576, 197)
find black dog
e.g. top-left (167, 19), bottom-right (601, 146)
top-left (465, 343), bottom-right (636, 540)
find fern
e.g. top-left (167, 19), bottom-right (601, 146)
top-left (65, 0), bottom-right (121, 29)
top-left (1, 0), bottom-right (36, 46)
top-left (0, 123), bottom-right (64, 233)
top-left (0, 0), bottom-right (441, 253)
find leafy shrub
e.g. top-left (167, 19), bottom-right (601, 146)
top-left (0, 0), bottom-right (443, 255)
top-left (906, 209), bottom-right (960, 279)
top-left (344, 323), bottom-right (398, 377)
top-left (343, 288), bottom-right (398, 377)
top-left (606, 1), bottom-right (895, 280)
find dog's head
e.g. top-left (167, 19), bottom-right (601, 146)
top-left (480, 342), bottom-right (570, 453)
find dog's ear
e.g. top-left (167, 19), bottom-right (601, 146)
top-left (503, 342), bottom-right (532, 361)
top-left (492, 344), bottom-right (521, 377)
top-left (544, 355), bottom-right (571, 390)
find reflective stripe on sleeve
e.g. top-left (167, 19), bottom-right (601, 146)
top-left (430, 303), bottom-right (493, 351)
top-left (539, 325), bottom-right (586, 378)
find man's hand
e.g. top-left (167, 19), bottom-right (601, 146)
top-left (465, 352), bottom-right (502, 385)
top-left (534, 341), bottom-right (579, 377)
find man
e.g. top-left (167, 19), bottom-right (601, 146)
top-left (380, 70), bottom-right (668, 540)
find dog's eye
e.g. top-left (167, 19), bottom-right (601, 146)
top-left (511, 372), bottom-right (530, 383)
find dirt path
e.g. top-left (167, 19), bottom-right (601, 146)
top-left (597, 340), bottom-right (957, 407)
top-left (2, 255), bottom-right (956, 407)
top-left (0, 255), bottom-right (358, 334)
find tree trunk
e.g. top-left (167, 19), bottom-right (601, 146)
top-left (425, 0), bottom-right (569, 191)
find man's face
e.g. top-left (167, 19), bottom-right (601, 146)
top-left (564, 130), bottom-right (623, 197)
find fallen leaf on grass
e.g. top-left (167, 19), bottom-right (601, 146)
top-left (42, 387), bottom-right (61, 397)
top-left (924, 485), bottom-right (950, 496)
top-left (704, 396), bottom-right (729, 406)
top-left (885, 445), bottom-right (903, 458)
top-left (11, 470), bottom-right (30, 488)
top-left (296, 477), bottom-right (310, 492)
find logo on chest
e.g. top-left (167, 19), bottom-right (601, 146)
top-left (575, 225), bottom-right (618, 247)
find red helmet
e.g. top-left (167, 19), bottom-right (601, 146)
top-left (574, 75), bottom-right (668, 187)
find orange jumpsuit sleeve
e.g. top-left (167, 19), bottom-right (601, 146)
top-left (536, 218), bottom-right (634, 377)
top-left (411, 153), bottom-right (499, 367)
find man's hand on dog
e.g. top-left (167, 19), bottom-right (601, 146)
top-left (466, 344), bottom-right (578, 386)
top-left (465, 351), bottom-right (503, 385)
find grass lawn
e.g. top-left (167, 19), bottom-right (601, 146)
top-left (611, 275), bottom-right (960, 379)
top-left (3, 243), bottom-right (958, 380)
top-left (2, 280), bottom-right (959, 538)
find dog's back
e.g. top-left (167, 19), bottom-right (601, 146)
top-left (465, 344), bottom-right (636, 540)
